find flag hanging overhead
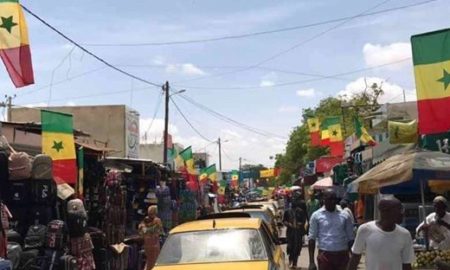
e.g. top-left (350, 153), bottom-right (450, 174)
top-left (388, 120), bottom-right (418, 144)
top-left (0, 0), bottom-right (34, 87)
top-left (41, 110), bottom-right (77, 184)
top-left (199, 164), bottom-right (217, 182)
top-left (354, 117), bottom-right (376, 146)
top-left (321, 116), bottom-right (343, 156)
top-left (411, 29), bottom-right (450, 134)
top-left (307, 117), bottom-right (321, 146)
top-left (179, 146), bottom-right (196, 175)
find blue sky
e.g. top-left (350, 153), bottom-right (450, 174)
top-left (0, 0), bottom-right (448, 169)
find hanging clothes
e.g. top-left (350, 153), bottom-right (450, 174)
top-left (156, 185), bottom-right (172, 232)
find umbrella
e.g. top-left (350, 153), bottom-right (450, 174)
top-left (311, 177), bottom-right (333, 190)
top-left (352, 150), bottom-right (450, 194)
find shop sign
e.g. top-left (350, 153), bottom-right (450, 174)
top-left (125, 109), bottom-right (140, 158)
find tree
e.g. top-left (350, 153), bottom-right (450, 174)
top-left (276, 81), bottom-right (384, 184)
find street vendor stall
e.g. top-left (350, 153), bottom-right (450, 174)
top-left (351, 150), bottom-right (450, 269)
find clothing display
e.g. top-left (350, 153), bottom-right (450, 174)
top-left (156, 184), bottom-right (172, 232)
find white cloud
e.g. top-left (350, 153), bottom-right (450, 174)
top-left (278, 105), bottom-right (299, 113)
top-left (363, 42), bottom-right (412, 70)
top-left (165, 63), bottom-right (206, 76)
top-left (152, 56), bottom-right (166, 66)
top-left (66, 101), bottom-right (76, 106)
top-left (337, 77), bottom-right (416, 104)
top-left (260, 80), bottom-right (275, 87)
top-left (260, 72), bottom-right (278, 88)
top-left (23, 102), bottom-right (48, 108)
top-left (296, 88), bottom-right (316, 97)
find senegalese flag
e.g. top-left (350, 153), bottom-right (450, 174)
top-left (327, 117), bottom-right (344, 157)
top-left (41, 110), bottom-right (77, 184)
top-left (179, 146), bottom-right (196, 175)
top-left (207, 164), bottom-right (217, 182)
top-left (76, 147), bottom-right (84, 197)
top-left (320, 117), bottom-right (339, 146)
top-left (354, 117), bottom-right (376, 146)
top-left (411, 29), bottom-right (450, 134)
top-left (231, 170), bottom-right (239, 187)
top-left (307, 117), bottom-right (321, 146)
top-left (0, 0), bottom-right (34, 87)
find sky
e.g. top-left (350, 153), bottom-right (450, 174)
top-left (0, 0), bottom-right (448, 170)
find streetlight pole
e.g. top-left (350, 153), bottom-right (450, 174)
top-left (163, 81), bottom-right (170, 165)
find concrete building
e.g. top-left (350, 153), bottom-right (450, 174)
top-left (10, 105), bottom-right (140, 158)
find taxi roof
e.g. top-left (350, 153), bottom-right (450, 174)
top-left (169, 218), bottom-right (262, 234)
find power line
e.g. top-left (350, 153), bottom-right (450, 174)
top-left (176, 94), bottom-right (287, 140)
top-left (174, 0), bottom-right (394, 84)
top-left (81, 0), bottom-right (437, 47)
top-left (174, 58), bottom-right (411, 90)
top-left (21, 5), bottom-right (163, 88)
top-left (170, 97), bottom-right (213, 142)
top-left (143, 91), bottom-right (164, 141)
top-left (17, 67), bottom-right (107, 98)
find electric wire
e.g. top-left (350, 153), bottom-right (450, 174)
top-left (143, 91), bottom-right (164, 142)
top-left (176, 94), bottom-right (287, 140)
top-left (81, 0), bottom-right (437, 47)
top-left (174, 58), bottom-right (411, 90)
top-left (170, 97), bottom-right (214, 142)
top-left (21, 5), bottom-right (163, 88)
top-left (173, 0), bottom-right (394, 84)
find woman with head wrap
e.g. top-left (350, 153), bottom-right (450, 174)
top-left (139, 205), bottom-right (164, 269)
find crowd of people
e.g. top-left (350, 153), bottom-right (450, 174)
top-left (280, 188), bottom-right (450, 270)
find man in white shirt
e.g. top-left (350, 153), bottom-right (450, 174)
top-left (347, 197), bottom-right (414, 270)
top-left (416, 196), bottom-right (450, 250)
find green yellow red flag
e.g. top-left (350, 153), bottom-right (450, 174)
top-left (179, 146), bottom-right (196, 175)
top-left (307, 117), bottom-right (321, 146)
top-left (41, 110), bottom-right (77, 184)
top-left (0, 0), bottom-right (34, 87)
top-left (199, 164), bottom-right (217, 182)
top-left (354, 117), bottom-right (376, 146)
top-left (411, 29), bottom-right (450, 134)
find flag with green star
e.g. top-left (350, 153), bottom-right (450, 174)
top-left (41, 110), bottom-right (77, 184)
top-left (411, 28), bottom-right (450, 134)
top-left (0, 0), bottom-right (34, 87)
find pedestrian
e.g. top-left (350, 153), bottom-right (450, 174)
top-left (308, 189), bottom-right (354, 270)
top-left (283, 199), bottom-right (307, 269)
top-left (139, 205), bottom-right (164, 270)
top-left (340, 199), bottom-right (355, 224)
top-left (347, 197), bottom-right (414, 270)
top-left (306, 190), bottom-right (321, 220)
top-left (416, 196), bottom-right (450, 250)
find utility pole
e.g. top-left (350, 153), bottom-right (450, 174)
top-left (6, 96), bottom-right (12, 122)
top-left (239, 157), bottom-right (242, 171)
top-left (218, 137), bottom-right (222, 171)
top-left (403, 89), bottom-right (406, 103)
top-left (162, 81), bottom-right (170, 165)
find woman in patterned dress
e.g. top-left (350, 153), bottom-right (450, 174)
top-left (139, 205), bottom-right (163, 270)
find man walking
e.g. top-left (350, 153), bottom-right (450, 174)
top-left (347, 197), bottom-right (414, 270)
top-left (308, 189), bottom-right (354, 270)
top-left (283, 200), bottom-right (307, 269)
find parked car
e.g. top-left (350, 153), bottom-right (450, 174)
top-left (154, 217), bottom-right (288, 270)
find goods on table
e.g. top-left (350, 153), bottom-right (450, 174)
top-left (413, 249), bottom-right (450, 268)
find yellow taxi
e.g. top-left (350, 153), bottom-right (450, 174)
top-left (153, 217), bottom-right (287, 270)
top-left (224, 206), bottom-right (279, 239)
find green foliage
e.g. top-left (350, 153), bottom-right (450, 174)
top-left (275, 82), bottom-right (384, 183)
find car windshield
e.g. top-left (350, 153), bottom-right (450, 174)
top-left (156, 229), bottom-right (268, 265)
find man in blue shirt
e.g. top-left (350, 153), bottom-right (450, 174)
top-left (308, 189), bottom-right (354, 270)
